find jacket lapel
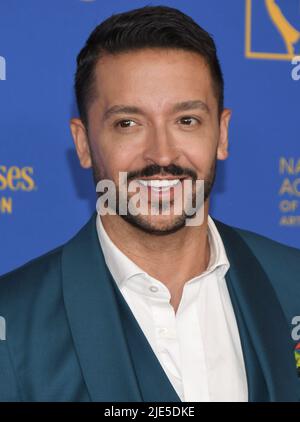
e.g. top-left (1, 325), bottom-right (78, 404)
top-left (110, 273), bottom-right (181, 402)
top-left (214, 219), bottom-right (300, 402)
top-left (62, 212), bottom-right (180, 402)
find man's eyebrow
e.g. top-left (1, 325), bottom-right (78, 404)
top-left (103, 100), bottom-right (210, 120)
top-left (103, 105), bottom-right (145, 120)
top-left (172, 100), bottom-right (210, 114)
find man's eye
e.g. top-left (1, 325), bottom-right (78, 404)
top-left (178, 116), bottom-right (200, 126)
top-left (115, 119), bottom-right (136, 128)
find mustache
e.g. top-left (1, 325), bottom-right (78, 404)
top-left (127, 164), bottom-right (197, 182)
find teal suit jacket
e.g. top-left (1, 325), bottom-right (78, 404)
top-left (0, 212), bottom-right (299, 402)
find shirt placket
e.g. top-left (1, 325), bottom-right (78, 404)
top-left (147, 286), bottom-right (184, 401)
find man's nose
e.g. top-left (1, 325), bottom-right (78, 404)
top-left (142, 126), bottom-right (180, 167)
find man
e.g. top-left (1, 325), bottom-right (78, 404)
top-left (0, 5), bottom-right (299, 402)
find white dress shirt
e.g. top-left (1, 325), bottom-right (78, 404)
top-left (96, 214), bottom-right (248, 402)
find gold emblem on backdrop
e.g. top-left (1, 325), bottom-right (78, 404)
top-left (245, 0), bottom-right (300, 60)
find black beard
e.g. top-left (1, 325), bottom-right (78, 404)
top-left (92, 155), bottom-right (217, 236)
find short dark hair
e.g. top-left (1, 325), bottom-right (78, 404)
top-left (74, 5), bottom-right (224, 128)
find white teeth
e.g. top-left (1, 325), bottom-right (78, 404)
top-left (137, 179), bottom-right (180, 188)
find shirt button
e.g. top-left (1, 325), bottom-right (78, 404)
top-left (149, 285), bottom-right (159, 293)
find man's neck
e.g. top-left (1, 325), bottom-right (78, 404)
top-left (100, 202), bottom-right (211, 307)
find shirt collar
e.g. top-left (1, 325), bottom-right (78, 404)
top-left (96, 214), bottom-right (230, 290)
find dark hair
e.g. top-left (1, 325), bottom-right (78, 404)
top-left (74, 5), bottom-right (224, 128)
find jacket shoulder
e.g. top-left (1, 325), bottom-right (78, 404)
top-left (0, 245), bottom-right (64, 313)
top-left (0, 213), bottom-right (96, 310)
top-left (214, 217), bottom-right (300, 265)
top-left (233, 224), bottom-right (300, 269)
top-left (214, 218), bottom-right (300, 323)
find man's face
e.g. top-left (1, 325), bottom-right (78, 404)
top-left (71, 48), bottom-right (231, 234)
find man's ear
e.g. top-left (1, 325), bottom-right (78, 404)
top-left (69, 118), bottom-right (92, 168)
top-left (217, 108), bottom-right (232, 161)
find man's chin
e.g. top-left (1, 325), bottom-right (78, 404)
top-left (120, 213), bottom-right (187, 236)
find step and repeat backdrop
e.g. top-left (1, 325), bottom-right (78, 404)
top-left (0, 0), bottom-right (299, 275)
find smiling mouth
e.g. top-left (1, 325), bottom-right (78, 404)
top-left (135, 178), bottom-right (188, 191)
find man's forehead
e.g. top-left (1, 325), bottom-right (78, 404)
top-left (92, 49), bottom-right (215, 115)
